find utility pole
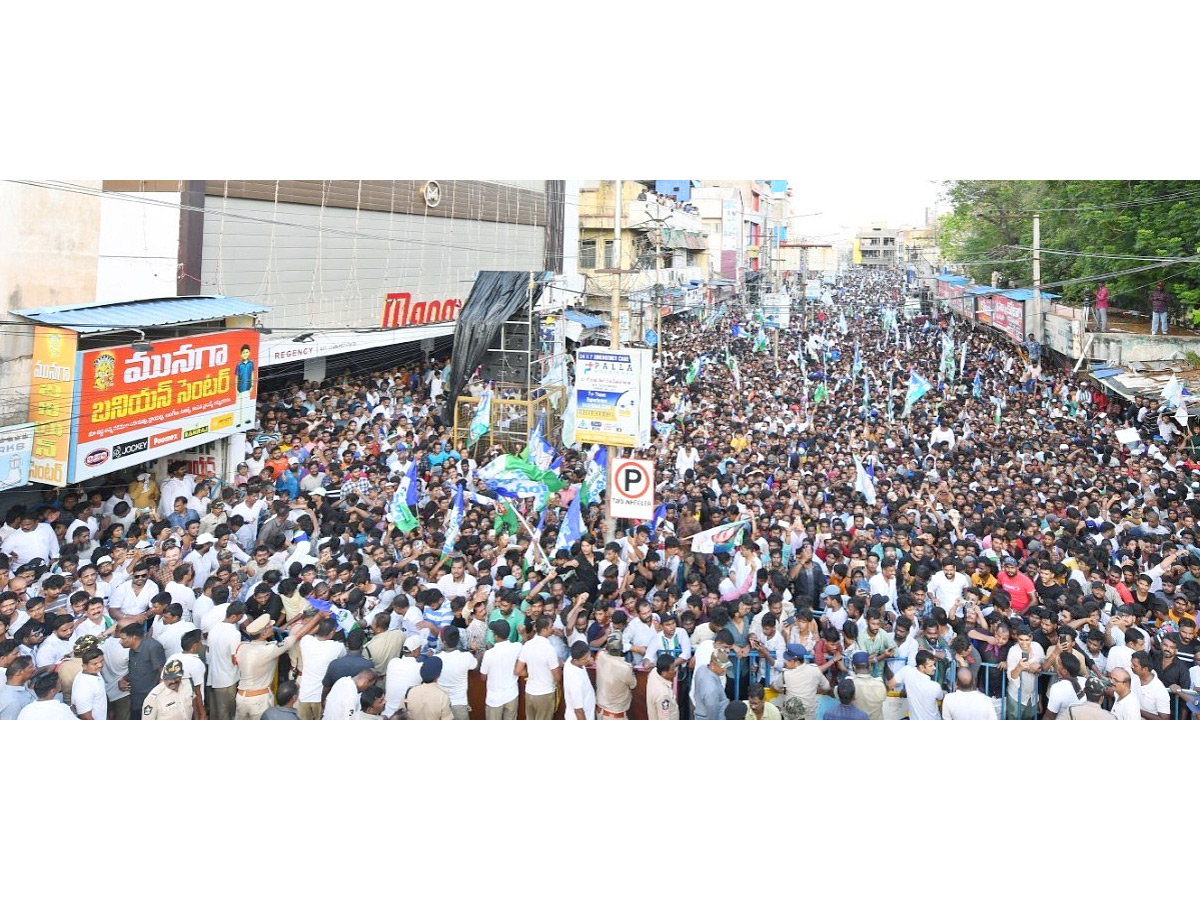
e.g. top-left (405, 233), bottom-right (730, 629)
top-left (654, 225), bottom-right (665, 363)
top-left (605, 179), bottom-right (622, 544)
top-left (611, 179), bottom-right (622, 350)
top-left (1031, 213), bottom-right (1042, 343)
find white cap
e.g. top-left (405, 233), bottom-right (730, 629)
top-left (195, 534), bottom-right (217, 545)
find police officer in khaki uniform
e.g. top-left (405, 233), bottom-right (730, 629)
top-left (141, 659), bottom-right (200, 720)
top-left (57, 634), bottom-right (101, 706)
top-left (234, 609), bottom-right (326, 720)
top-left (645, 654), bottom-right (679, 720)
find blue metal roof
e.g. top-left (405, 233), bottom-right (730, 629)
top-left (996, 288), bottom-right (1060, 302)
top-left (565, 309), bottom-right (607, 330)
top-left (13, 295), bottom-right (269, 334)
top-left (935, 274), bottom-right (968, 284)
top-left (964, 285), bottom-right (995, 295)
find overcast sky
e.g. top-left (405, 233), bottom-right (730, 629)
top-left (783, 175), bottom-right (946, 243)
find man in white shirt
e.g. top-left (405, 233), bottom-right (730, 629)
top-left (479, 620), bottom-right (521, 719)
top-left (435, 625), bottom-right (478, 719)
top-left (184, 535), bottom-right (218, 591)
top-left (562, 642), bottom-right (596, 719)
top-left (887, 650), bottom-right (944, 720)
top-left (621, 601), bottom-right (658, 668)
top-left (868, 560), bottom-right (899, 608)
top-left (297, 618), bottom-right (346, 720)
top-left (929, 422), bottom-right (956, 450)
top-left (1, 513), bottom-right (53, 568)
top-left (940, 666), bottom-right (997, 720)
top-left (383, 636), bottom-right (425, 718)
top-left (927, 559), bottom-right (970, 614)
top-left (1109, 667), bottom-right (1141, 720)
top-left (516, 616), bottom-right (561, 720)
top-left (167, 629), bottom-right (207, 707)
top-left (108, 566), bottom-right (157, 621)
top-left (70, 648), bottom-right (108, 720)
top-left (17, 673), bottom-right (77, 720)
top-left (435, 558), bottom-right (477, 601)
top-left (323, 669), bottom-right (377, 720)
top-left (1130, 651), bottom-right (1171, 719)
top-left (206, 602), bottom-right (246, 720)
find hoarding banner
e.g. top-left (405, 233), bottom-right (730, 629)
top-left (0, 424), bottom-right (35, 492)
top-left (28, 326), bottom-right (78, 487)
top-left (991, 295), bottom-right (1025, 344)
top-left (574, 348), bottom-right (653, 448)
top-left (71, 329), bottom-right (259, 480)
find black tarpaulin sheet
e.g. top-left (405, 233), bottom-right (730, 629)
top-left (442, 271), bottom-right (543, 424)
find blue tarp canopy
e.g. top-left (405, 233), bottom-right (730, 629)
top-left (565, 309), bottom-right (607, 329)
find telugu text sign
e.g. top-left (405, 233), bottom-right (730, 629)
top-left (27, 326), bottom-right (78, 487)
top-left (71, 329), bottom-right (260, 480)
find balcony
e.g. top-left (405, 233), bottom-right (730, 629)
top-left (579, 196), bottom-right (703, 233)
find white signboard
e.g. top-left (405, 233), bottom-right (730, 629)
top-left (608, 458), bottom-right (655, 520)
top-left (574, 348), bottom-right (653, 448)
top-left (0, 424), bottom-right (34, 492)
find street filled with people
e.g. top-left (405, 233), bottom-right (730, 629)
top-left (3, 266), bottom-right (1198, 721)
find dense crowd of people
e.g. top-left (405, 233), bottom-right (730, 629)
top-left (2, 266), bottom-right (1197, 721)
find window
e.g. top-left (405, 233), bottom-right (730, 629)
top-left (604, 240), bottom-right (617, 269)
top-left (579, 239), bottom-right (596, 269)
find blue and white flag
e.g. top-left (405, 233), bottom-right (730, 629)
top-left (554, 492), bottom-right (583, 554)
top-left (854, 455), bottom-right (877, 506)
top-left (972, 369), bottom-right (982, 399)
top-left (441, 482), bottom-right (465, 556)
top-left (468, 382), bottom-right (493, 447)
top-left (525, 409), bottom-right (555, 472)
top-left (648, 502), bottom-right (668, 541)
top-left (902, 370), bottom-right (933, 418)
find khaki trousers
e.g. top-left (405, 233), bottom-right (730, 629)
top-left (450, 704), bottom-right (470, 720)
top-left (525, 691), bottom-right (557, 720)
top-left (298, 701), bottom-right (323, 721)
top-left (485, 698), bottom-right (518, 720)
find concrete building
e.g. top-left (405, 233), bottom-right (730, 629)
top-left (576, 181), bottom-right (708, 342)
top-left (855, 224), bottom-right (899, 268)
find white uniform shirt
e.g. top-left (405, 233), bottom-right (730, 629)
top-left (480, 640), bottom-right (522, 707)
top-left (435, 649), bottom-right (478, 706)
top-left (517, 635), bottom-right (559, 697)
top-left (563, 662), bottom-right (596, 719)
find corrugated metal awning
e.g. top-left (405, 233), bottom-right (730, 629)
top-left (565, 309), bottom-right (607, 329)
top-left (12, 295), bottom-right (269, 334)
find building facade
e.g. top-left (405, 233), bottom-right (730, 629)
top-left (0, 179), bottom-right (573, 496)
